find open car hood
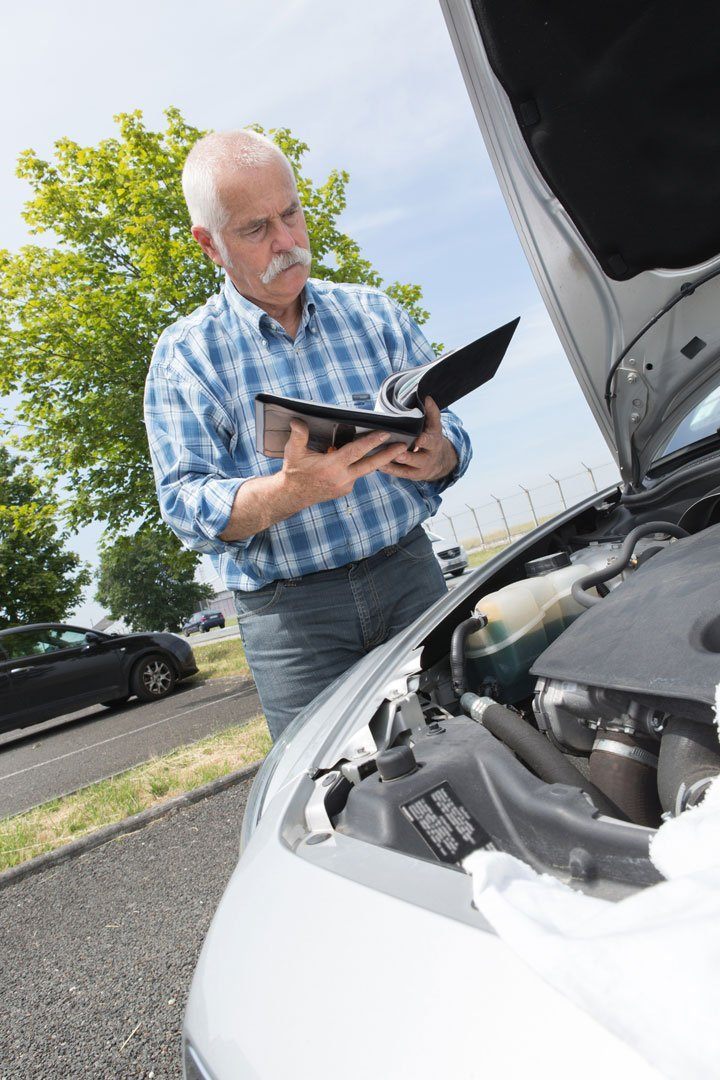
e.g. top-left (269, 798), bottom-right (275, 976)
top-left (441, 0), bottom-right (720, 488)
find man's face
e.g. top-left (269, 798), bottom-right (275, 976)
top-left (193, 158), bottom-right (311, 312)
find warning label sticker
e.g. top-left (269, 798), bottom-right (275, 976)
top-left (400, 782), bottom-right (492, 864)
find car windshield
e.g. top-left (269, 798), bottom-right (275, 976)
top-left (656, 383), bottom-right (720, 460)
top-left (425, 530), bottom-right (445, 543)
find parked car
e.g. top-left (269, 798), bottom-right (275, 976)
top-left (0, 623), bottom-right (198, 734)
top-left (424, 526), bottom-right (469, 577)
top-left (181, 610), bottom-right (226, 636)
top-left (183, 4), bottom-right (720, 1077)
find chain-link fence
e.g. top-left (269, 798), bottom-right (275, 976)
top-left (430, 460), bottom-right (620, 550)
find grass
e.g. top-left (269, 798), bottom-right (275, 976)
top-left (193, 637), bottom-right (251, 681)
top-left (467, 542), bottom-right (510, 568)
top-left (0, 717), bottom-right (271, 872)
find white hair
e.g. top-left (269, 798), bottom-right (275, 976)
top-left (181, 130), bottom-right (294, 233)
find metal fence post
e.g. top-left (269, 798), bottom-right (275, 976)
top-left (549, 473), bottom-right (567, 509)
top-left (465, 503), bottom-right (485, 546)
top-left (491, 495), bottom-right (512, 543)
top-left (441, 513), bottom-right (460, 544)
top-left (581, 461), bottom-right (598, 491)
top-left (519, 484), bottom-right (539, 527)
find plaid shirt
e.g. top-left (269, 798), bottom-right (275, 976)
top-left (144, 276), bottom-right (472, 591)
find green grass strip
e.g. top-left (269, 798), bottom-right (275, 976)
top-left (0, 717), bottom-right (271, 871)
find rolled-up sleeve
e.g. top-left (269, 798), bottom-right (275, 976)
top-left (144, 353), bottom-right (246, 555)
top-left (387, 299), bottom-right (473, 495)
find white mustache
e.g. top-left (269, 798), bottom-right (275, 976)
top-left (260, 246), bottom-right (312, 285)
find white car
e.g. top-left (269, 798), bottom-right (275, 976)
top-left (424, 526), bottom-right (469, 577)
top-left (183, 3), bottom-right (720, 1077)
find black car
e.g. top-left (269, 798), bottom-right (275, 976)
top-left (0, 623), bottom-right (198, 734)
top-left (181, 610), bottom-right (226, 635)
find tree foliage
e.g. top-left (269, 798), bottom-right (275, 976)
top-left (0, 446), bottom-right (91, 630)
top-left (95, 529), bottom-right (215, 632)
top-left (0, 108), bottom-right (432, 536)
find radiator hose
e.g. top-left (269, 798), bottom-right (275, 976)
top-left (460, 692), bottom-right (626, 819)
top-left (571, 521), bottom-right (689, 608)
top-left (450, 616), bottom-right (487, 697)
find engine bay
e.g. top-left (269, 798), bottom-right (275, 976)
top-left (304, 473), bottom-right (720, 895)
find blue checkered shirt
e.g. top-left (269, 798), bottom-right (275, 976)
top-left (144, 276), bottom-right (472, 591)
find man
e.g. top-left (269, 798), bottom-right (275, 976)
top-left (144, 130), bottom-right (471, 740)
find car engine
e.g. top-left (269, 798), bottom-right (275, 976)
top-left (325, 498), bottom-right (720, 893)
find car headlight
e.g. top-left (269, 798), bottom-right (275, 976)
top-left (183, 1041), bottom-right (214, 1080)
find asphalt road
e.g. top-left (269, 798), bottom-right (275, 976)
top-left (0, 677), bottom-right (262, 818)
top-left (0, 779), bottom-right (252, 1079)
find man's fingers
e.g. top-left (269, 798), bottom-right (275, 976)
top-left (338, 428), bottom-right (393, 464)
top-left (350, 442), bottom-right (406, 479)
top-left (377, 461), bottom-right (425, 479)
top-left (423, 396), bottom-right (443, 434)
top-left (286, 418), bottom-right (310, 451)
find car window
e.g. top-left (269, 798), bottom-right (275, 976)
top-left (45, 628), bottom-right (89, 649)
top-left (657, 384), bottom-right (720, 458)
top-left (0, 628), bottom-right (90, 660)
top-left (424, 531), bottom-right (444, 543)
top-left (0, 630), bottom-right (48, 659)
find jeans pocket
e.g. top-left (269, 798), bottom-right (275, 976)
top-left (395, 529), bottom-right (436, 563)
top-left (233, 581), bottom-right (283, 621)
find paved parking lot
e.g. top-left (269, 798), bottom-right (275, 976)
top-left (0, 677), bottom-right (261, 817)
top-left (0, 779), bottom-right (253, 1079)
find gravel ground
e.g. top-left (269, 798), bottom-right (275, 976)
top-left (0, 780), bottom-right (252, 1079)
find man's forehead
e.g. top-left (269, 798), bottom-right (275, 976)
top-left (217, 160), bottom-right (297, 221)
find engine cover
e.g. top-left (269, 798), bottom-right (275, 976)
top-left (531, 524), bottom-right (720, 722)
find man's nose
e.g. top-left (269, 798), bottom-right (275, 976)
top-left (271, 219), bottom-right (296, 252)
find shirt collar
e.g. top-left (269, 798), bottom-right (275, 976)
top-left (223, 274), bottom-right (317, 335)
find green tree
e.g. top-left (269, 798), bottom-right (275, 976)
top-left (95, 529), bottom-right (215, 632)
top-left (0, 446), bottom-right (90, 630)
top-left (0, 108), bottom-right (432, 536)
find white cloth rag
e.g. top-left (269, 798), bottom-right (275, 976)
top-left (464, 772), bottom-right (720, 1077)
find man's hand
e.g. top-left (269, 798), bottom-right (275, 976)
top-left (279, 420), bottom-right (404, 509)
top-left (378, 397), bottom-right (458, 482)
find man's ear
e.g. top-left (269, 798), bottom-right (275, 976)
top-left (191, 225), bottom-right (224, 267)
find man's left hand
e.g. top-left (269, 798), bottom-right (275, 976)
top-left (378, 397), bottom-right (458, 482)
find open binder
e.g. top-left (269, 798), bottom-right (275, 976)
top-left (255, 316), bottom-right (519, 457)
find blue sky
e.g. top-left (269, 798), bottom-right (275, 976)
top-left (1, 0), bottom-right (614, 623)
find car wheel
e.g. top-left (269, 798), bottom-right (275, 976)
top-left (102, 695), bottom-right (130, 708)
top-left (451, 569), bottom-right (465, 577)
top-left (131, 654), bottom-right (177, 702)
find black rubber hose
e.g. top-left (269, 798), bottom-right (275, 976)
top-left (450, 616), bottom-right (487, 697)
top-left (461, 693), bottom-right (626, 819)
top-left (657, 717), bottom-right (720, 815)
top-left (571, 521), bottom-right (689, 609)
top-left (620, 456), bottom-right (719, 506)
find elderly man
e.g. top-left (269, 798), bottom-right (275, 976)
top-left (144, 130), bottom-right (472, 740)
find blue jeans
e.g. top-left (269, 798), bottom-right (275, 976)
top-left (233, 525), bottom-right (448, 741)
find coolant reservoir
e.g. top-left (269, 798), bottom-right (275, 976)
top-left (465, 553), bottom-right (593, 704)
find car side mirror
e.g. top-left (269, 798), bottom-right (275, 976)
top-left (82, 631), bottom-right (104, 653)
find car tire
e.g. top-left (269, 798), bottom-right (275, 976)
top-left (451, 569), bottom-right (465, 577)
top-left (102, 695), bottom-right (130, 708)
top-left (131, 654), bottom-right (177, 702)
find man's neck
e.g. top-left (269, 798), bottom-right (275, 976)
top-left (235, 285), bottom-right (304, 339)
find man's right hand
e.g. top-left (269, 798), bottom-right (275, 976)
top-left (219, 422), bottom-right (405, 542)
top-left (279, 420), bottom-right (404, 509)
